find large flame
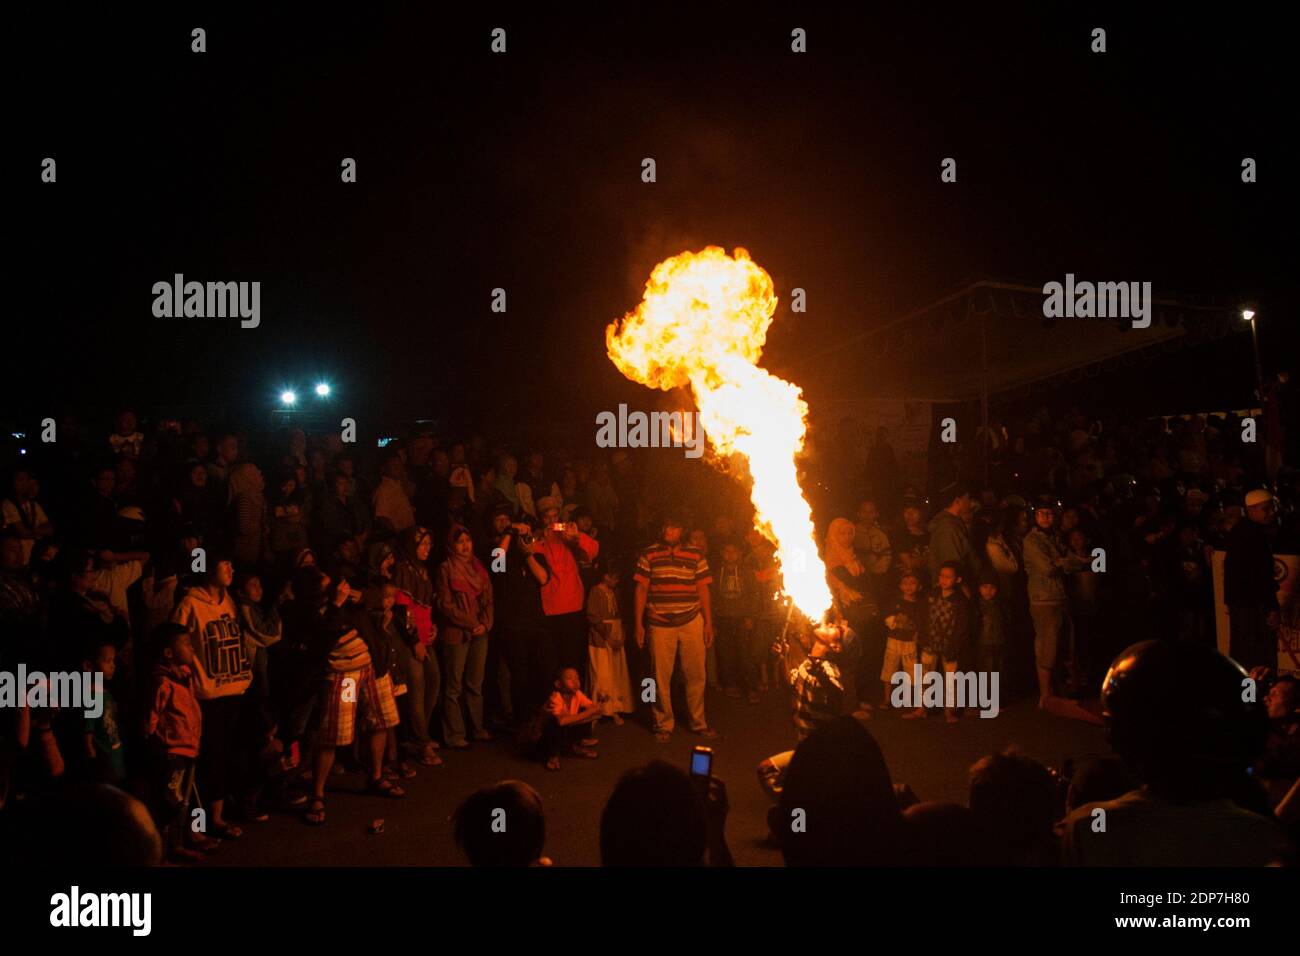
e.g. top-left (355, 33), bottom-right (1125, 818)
top-left (606, 246), bottom-right (832, 620)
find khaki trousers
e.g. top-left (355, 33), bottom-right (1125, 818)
top-left (648, 614), bottom-right (707, 733)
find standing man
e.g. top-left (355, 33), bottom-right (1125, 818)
top-left (1225, 489), bottom-right (1280, 671)
top-left (927, 482), bottom-right (982, 587)
top-left (634, 514), bottom-right (717, 743)
top-left (536, 497), bottom-right (599, 678)
top-left (1023, 496), bottom-right (1088, 706)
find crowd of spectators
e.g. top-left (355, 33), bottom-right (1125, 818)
top-left (0, 401), bottom-right (1296, 865)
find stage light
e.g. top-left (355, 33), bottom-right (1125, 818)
top-left (315, 383), bottom-right (331, 397)
top-left (1242, 309), bottom-right (1255, 322)
top-left (281, 390), bottom-right (297, 406)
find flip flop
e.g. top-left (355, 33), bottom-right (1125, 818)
top-left (305, 798), bottom-right (326, 826)
top-left (367, 778), bottom-right (407, 798)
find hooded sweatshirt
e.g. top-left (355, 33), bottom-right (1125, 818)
top-left (145, 661), bottom-right (203, 757)
top-left (171, 586), bottom-right (253, 699)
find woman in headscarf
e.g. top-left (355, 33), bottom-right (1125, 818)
top-left (824, 517), bottom-right (881, 711)
top-left (392, 526), bottom-right (441, 764)
top-left (366, 539), bottom-right (397, 581)
top-left (435, 524), bottom-right (494, 749)
top-left (227, 461), bottom-right (268, 568)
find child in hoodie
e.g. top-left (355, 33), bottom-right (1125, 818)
top-left (144, 623), bottom-right (209, 863)
top-left (170, 558), bottom-right (253, 840)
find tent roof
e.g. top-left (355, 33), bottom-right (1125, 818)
top-left (816, 280), bottom-right (1243, 402)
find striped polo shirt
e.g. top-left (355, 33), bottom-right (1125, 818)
top-left (635, 543), bottom-right (712, 627)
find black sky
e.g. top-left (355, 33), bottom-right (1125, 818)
top-left (13, 5), bottom-right (1293, 437)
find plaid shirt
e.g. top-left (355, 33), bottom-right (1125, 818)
top-left (790, 655), bottom-right (844, 741)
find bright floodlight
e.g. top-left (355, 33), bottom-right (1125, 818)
top-left (1242, 309), bottom-right (1256, 322)
top-left (281, 390), bottom-right (297, 405)
top-left (315, 383), bottom-right (331, 397)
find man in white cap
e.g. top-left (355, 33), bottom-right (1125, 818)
top-left (1224, 489), bottom-right (1280, 671)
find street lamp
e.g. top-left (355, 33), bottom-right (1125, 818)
top-left (1242, 308), bottom-right (1262, 399)
top-left (315, 383), bottom-right (331, 397)
top-left (281, 390), bottom-right (298, 406)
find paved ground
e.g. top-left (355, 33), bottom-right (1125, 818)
top-left (208, 685), bottom-right (1107, 867)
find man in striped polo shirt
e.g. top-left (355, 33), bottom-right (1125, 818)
top-left (634, 514), bottom-right (718, 742)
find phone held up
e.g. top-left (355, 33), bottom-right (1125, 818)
top-left (690, 745), bottom-right (713, 781)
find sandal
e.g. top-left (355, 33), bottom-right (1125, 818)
top-left (305, 798), bottom-right (326, 825)
top-left (187, 833), bottom-right (221, 854)
top-left (367, 777), bottom-right (407, 798)
top-left (210, 822), bottom-right (243, 841)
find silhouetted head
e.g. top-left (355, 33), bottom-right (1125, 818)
top-left (1102, 640), bottom-right (1269, 800)
top-left (601, 761), bottom-right (706, 866)
top-left (452, 781), bottom-right (546, 867)
top-left (778, 716), bottom-right (904, 866)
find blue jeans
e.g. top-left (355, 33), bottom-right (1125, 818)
top-left (440, 635), bottom-right (488, 746)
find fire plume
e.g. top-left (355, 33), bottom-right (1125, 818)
top-left (606, 246), bottom-right (832, 621)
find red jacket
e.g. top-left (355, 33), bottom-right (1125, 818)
top-left (539, 531), bottom-right (599, 616)
top-left (145, 662), bottom-right (203, 757)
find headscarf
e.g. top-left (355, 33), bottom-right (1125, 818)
top-left (366, 540), bottom-right (395, 579)
top-left (824, 517), bottom-right (864, 576)
top-left (445, 524), bottom-right (488, 597)
top-left (397, 525), bottom-right (431, 562)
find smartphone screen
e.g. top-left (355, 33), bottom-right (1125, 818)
top-left (690, 746), bottom-right (712, 778)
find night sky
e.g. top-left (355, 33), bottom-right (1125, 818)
top-left (13, 6), bottom-right (1291, 438)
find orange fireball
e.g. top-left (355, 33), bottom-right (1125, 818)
top-left (607, 246), bottom-right (832, 620)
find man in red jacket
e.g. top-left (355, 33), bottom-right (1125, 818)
top-left (536, 497), bottom-right (599, 684)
